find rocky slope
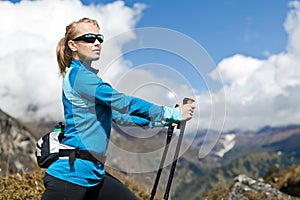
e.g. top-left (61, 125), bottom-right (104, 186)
top-left (0, 109), bottom-right (37, 176)
top-left (204, 164), bottom-right (300, 200)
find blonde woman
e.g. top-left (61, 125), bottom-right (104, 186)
top-left (41, 18), bottom-right (195, 200)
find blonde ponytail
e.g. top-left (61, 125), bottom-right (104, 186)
top-left (56, 37), bottom-right (72, 77)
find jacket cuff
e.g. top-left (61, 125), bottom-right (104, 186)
top-left (163, 106), bottom-right (182, 122)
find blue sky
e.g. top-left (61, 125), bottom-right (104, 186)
top-left (78, 0), bottom-right (290, 63)
top-left (8, 0), bottom-right (289, 63)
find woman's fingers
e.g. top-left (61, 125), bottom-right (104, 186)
top-left (179, 103), bottom-right (196, 121)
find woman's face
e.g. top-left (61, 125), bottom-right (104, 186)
top-left (68, 23), bottom-right (102, 65)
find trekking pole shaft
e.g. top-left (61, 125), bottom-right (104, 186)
top-left (150, 124), bottom-right (175, 200)
top-left (163, 122), bottom-right (186, 200)
top-left (163, 98), bottom-right (194, 200)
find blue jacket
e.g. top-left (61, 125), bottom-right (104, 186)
top-left (46, 59), bottom-right (181, 187)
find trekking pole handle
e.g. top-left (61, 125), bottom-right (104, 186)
top-left (183, 97), bottom-right (195, 105)
top-left (176, 98), bottom-right (194, 129)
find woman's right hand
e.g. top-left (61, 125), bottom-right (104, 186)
top-left (178, 103), bottom-right (196, 121)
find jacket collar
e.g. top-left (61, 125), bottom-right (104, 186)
top-left (70, 59), bottom-right (99, 74)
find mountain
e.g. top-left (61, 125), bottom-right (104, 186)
top-left (190, 124), bottom-right (300, 163)
top-left (1, 107), bottom-right (300, 199)
top-left (171, 125), bottom-right (300, 199)
top-left (99, 124), bottom-right (300, 199)
top-left (0, 109), bottom-right (37, 176)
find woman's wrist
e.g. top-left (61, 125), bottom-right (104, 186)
top-left (163, 106), bottom-right (182, 122)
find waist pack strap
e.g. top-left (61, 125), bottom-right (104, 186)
top-left (59, 149), bottom-right (106, 165)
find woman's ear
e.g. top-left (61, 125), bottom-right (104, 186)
top-left (68, 40), bottom-right (77, 52)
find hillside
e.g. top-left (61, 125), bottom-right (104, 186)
top-left (1, 108), bottom-right (300, 199)
top-left (204, 164), bottom-right (300, 200)
top-left (175, 151), bottom-right (299, 199)
top-left (0, 168), bottom-right (163, 200)
top-left (171, 125), bottom-right (300, 199)
top-left (0, 109), bottom-right (37, 176)
top-left (1, 163), bottom-right (300, 200)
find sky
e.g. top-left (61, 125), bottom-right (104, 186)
top-left (1, 0), bottom-right (300, 133)
top-left (80, 0), bottom-right (290, 63)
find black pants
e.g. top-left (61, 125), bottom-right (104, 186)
top-left (42, 173), bottom-right (138, 200)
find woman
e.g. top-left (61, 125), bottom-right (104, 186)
top-left (42, 17), bottom-right (195, 200)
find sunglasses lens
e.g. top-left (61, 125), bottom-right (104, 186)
top-left (82, 36), bottom-right (97, 43)
top-left (73, 34), bottom-right (104, 43)
top-left (97, 35), bottom-right (104, 43)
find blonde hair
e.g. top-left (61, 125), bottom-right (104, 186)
top-left (56, 18), bottom-right (100, 76)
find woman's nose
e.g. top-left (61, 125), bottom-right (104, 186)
top-left (94, 39), bottom-right (102, 45)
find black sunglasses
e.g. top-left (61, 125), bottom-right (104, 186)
top-left (72, 33), bottom-right (104, 43)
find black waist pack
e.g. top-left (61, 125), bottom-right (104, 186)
top-left (35, 122), bottom-right (106, 168)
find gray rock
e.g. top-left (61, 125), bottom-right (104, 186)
top-left (0, 109), bottom-right (36, 175)
top-left (228, 174), bottom-right (295, 200)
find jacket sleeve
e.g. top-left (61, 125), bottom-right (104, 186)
top-left (112, 110), bottom-right (167, 128)
top-left (73, 68), bottom-right (165, 123)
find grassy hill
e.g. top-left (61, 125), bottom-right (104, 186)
top-left (0, 167), bottom-right (163, 200)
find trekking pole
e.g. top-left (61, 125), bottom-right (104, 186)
top-left (150, 106), bottom-right (178, 200)
top-left (163, 98), bottom-right (194, 200)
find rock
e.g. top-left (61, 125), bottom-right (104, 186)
top-left (228, 174), bottom-right (296, 200)
top-left (0, 109), bottom-right (37, 176)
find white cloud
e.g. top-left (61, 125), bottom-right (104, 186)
top-left (208, 0), bottom-right (300, 130)
top-left (0, 0), bottom-right (145, 121)
top-left (0, 0), bottom-right (203, 138)
top-left (0, 0), bottom-right (204, 143)
top-left (3, 0), bottom-right (298, 134)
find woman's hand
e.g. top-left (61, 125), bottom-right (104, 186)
top-left (178, 103), bottom-right (196, 121)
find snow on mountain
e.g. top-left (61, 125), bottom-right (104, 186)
top-left (215, 133), bottom-right (236, 157)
